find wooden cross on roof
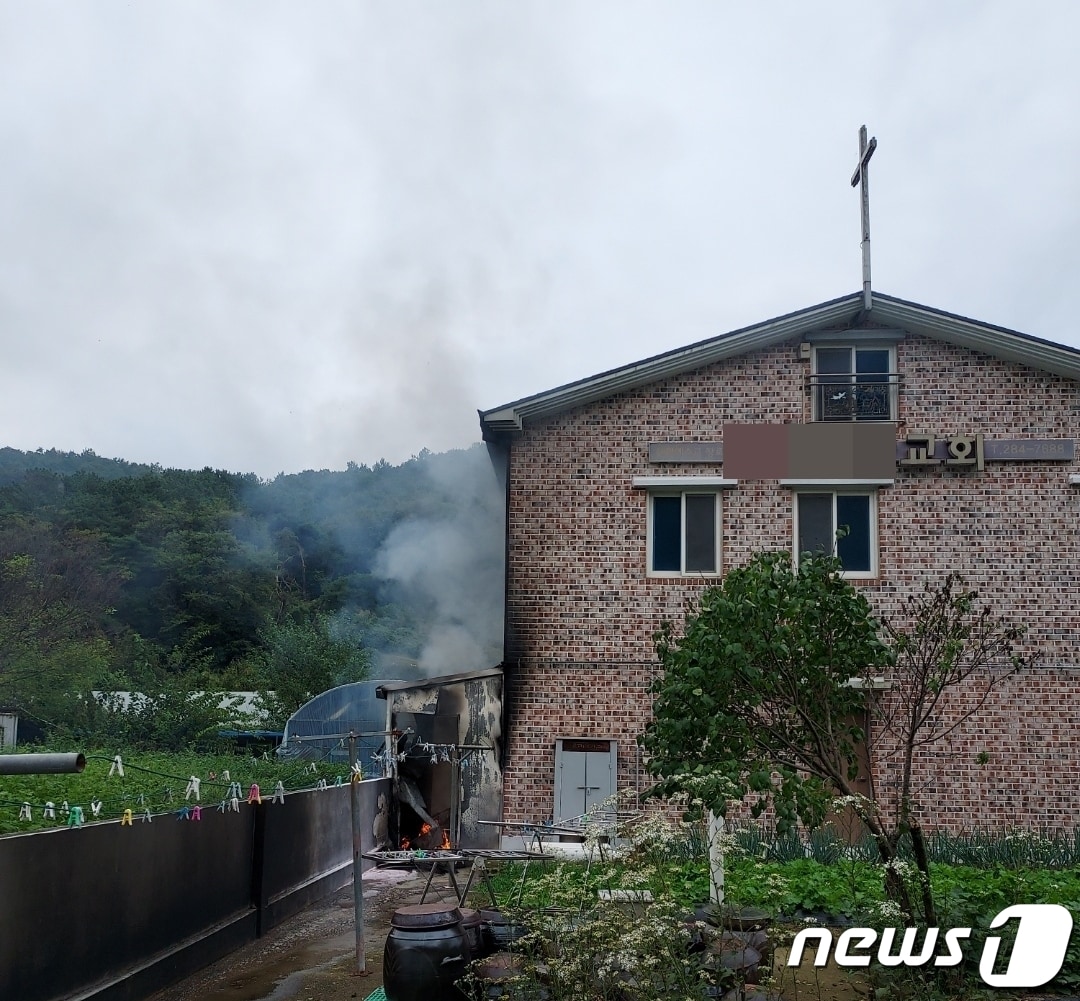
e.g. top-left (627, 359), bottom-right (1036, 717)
top-left (850, 125), bottom-right (877, 311)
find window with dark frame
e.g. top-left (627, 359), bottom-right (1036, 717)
top-left (796, 491), bottom-right (874, 574)
top-left (812, 345), bottom-right (896, 422)
top-left (650, 492), bottom-right (718, 575)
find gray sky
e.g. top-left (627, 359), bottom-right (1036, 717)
top-left (2, 2), bottom-right (1077, 478)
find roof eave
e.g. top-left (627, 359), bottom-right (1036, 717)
top-left (479, 292), bottom-right (1080, 436)
top-left (480, 293), bottom-right (863, 433)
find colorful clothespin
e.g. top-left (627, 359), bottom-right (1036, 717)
top-left (247, 783), bottom-right (261, 805)
top-left (184, 776), bottom-right (201, 801)
top-left (90, 799), bottom-right (103, 818)
top-left (44, 802), bottom-right (56, 820)
top-left (208, 771), bottom-right (217, 781)
top-left (226, 781), bottom-right (242, 800)
top-left (351, 762), bottom-right (363, 783)
top-left (19, 803), bottom-right (31, 821)
top-left (334, 775), bottom-right (343, 787)
top-left (271, 781), bottom-right (285, 804)
top-left (108, 755), bottom-right (124, 777)
top-left (191, 805), bottom-right (201, 821)
top-left (67, 806), bottom-right (84, 828)
top-left (176, 806), bottom-right (190, 821)
top-left (121, 809), bottom-right (133, 826)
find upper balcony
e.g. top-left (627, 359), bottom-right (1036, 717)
top-left (809, 373), bottom-right (900, 422)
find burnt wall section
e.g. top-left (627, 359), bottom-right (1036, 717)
top-left (381, 668), bottom-right (504, 850)
top-left (0, 778), bottom-right (391, 1001)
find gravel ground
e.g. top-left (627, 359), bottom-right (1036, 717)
top-left (145, 867), bottom-right (436, 1001)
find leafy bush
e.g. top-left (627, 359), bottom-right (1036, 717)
top-left (480, 824), bottom-right (1080, 998)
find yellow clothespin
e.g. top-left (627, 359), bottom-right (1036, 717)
top-left (121, 809), bottom-right (133, 826)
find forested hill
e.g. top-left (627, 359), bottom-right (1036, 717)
top-left (0, 446), bottom-right (160, 483)
top-left (0, 445), bottom-right (504, 738)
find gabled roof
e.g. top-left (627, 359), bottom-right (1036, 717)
top-left (479, 291), bottom-right (1080, 437)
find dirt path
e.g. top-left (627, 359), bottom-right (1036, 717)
top-left (146, 867), bottom-right (439, 1001)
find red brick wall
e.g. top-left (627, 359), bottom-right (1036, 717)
top-left (500, 334), bottom-right (1080, 832)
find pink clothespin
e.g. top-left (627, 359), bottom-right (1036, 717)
top-left (247, 783), bottom-right (261, 805)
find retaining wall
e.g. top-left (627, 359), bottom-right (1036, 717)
top-left (0, 778), bottom-right (390, 1001)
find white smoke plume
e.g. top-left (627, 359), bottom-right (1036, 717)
top-left (373, 446), bottom-right (504, 676)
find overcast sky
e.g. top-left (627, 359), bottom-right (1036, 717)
top-left (1, 2), bottom-right (1077, 478)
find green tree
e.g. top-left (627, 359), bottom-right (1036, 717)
top-left (0, 518), bottom-right (123, 716)
top-left (256, 615), bottom-right (371, 729)
top-left (642, 551), bottom-right (1030, 922)
top-left (872, 572), bottom-right (1030, 923)
top-left (642, 550), bottom-right (889, 833)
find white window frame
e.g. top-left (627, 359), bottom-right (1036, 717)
top-left (811, 344), bottom-right (898, 423)
top-left (646, 489), bottom-right (722, 578)
top-left (792, 489), bottom-right (878, 579)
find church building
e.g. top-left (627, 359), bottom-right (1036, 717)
top-left (479, 289), bottom-right (1080, 835)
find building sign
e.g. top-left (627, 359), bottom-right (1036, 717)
top-left (650, 434), bottom-right (1075, 474)
top-left (560, 739), bottom-right (612, 754)
top-left (896, 436), bottom-right (1074, 471)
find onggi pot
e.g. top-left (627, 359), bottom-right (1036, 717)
top-left (383, 903), bottom-right (469, 1001)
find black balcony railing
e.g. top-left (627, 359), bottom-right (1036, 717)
top-left (809, 374), bottom-right (898, 422)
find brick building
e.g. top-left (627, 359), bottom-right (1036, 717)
top-left (479, 291), bottom-right (1080, 835)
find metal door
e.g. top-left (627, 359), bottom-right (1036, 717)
top-left (554, 738), bottom-right (616, 820)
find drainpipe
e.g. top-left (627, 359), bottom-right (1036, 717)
top-left (0, 753), bottom-right (86, 774)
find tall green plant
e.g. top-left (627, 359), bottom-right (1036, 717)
top-left (641, 550), bottom-right (889, 831)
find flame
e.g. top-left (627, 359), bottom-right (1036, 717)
top-left (440, 829), bottom-right (452, 850)
top-left (419, 822), bottom-right (432, 837)
top-left (400, 837), bottom-right (411, 849)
